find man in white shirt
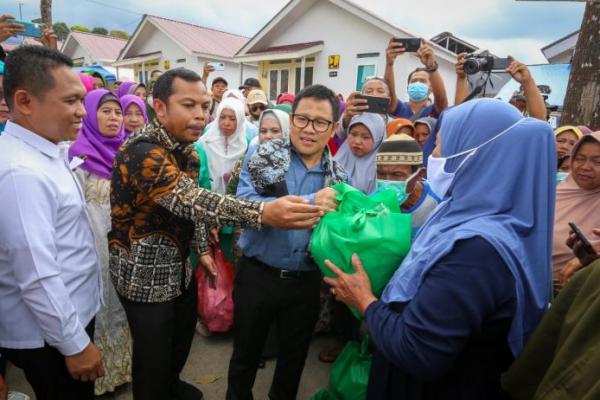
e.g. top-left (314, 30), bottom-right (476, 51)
top-left (0, 46), bottom-right (104, 399)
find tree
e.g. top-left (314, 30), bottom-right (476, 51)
top-left (40, 0), bottom-right (52, 26)
top-left (92, 27), bottom-right (109, 35)
top-left (561, 1), bottom-right (600, 129)
top-left (53, 22), bottom-right (70, 41)
top-left (71, 25), bottom-right (91, 33)
top-left (109, 30), bottom-right (129, 40)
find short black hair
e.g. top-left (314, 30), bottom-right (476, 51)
top-left (407, 67), bottom-right (429, 84)
top-left (150, 69), bottom-right (162, 78)
top-left (3, 45), bottom-right (73, 110)
top-left (292, 84), bottom-right (340, 121)
top-left (152, 68), bottom-right (203, 104)
top-left (212, 77), bottom-right (228, 87)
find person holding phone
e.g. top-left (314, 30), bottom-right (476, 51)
top-left (553, 131), bottom-right (600, 292)
top-left (384, 38), bottom-right (449, 121)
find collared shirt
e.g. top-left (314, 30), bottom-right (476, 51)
top-left (109, 120), bottom-right (263, 303)
top-left (237, 148), bottom-right (326, 271)
top-left (0, 121), bottom-right (101, 355)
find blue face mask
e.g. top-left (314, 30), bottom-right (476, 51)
top-left (408, 82), bottom-right (429, 102)
top-left (556, 172), bottom-right (568, 184)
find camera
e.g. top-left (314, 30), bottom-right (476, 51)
top-left (463, 51), bottom-right (512, 75)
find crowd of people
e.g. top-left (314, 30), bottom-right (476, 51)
top-left (0, 14), bottom-right (599, 400)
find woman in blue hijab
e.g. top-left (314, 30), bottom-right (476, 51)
top-left (324, 98), bottom-right (556, 399)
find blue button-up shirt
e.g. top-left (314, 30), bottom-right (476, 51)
top-left (237, 147), bottom-right (326, 271)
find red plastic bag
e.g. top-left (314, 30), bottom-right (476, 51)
top-left (195, 244), bottom-right (235, 333)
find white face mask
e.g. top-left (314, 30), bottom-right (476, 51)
top-left (427, 118), bottom-right (525, 199)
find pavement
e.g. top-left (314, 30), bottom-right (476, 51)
top-left (5, 333), bottom-right (334, 400)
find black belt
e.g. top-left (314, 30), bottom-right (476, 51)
top-left (245, 256), bottom-right (319, 280)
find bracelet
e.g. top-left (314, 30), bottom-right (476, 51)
top-left (425, 61), bottom-right (439, 73)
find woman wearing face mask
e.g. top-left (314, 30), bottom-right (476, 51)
top-left (120, 94), bottom-right (149, 136)
top-left (333, 113), bottom-right (385, 194)
top-left (68, 90), bottom-right (132, 396)
top-left (323, 98), bottom-right (555, 400)
top-left (552, 131), bottom-right (600, 293)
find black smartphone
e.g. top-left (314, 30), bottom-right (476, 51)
top-left (392, 38), bottom-right (421, 52)
top-left (355, 94), bottom-right (390, 114)
top-left (568, 222), bottom-right (598, 257)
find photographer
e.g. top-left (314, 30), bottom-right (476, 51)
top-left (384, 38), bottom-right (448, 120)
top-left (455, 54), bottom-right (546, 120)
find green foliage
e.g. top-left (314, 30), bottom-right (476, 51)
top-left (109, 30), bottom-right (129, 40)
top-left (52, 22), bottom-right (69, 41)
top-left (70, 25), bottom-right (91, 33)
top-left (92, 27), bottom-right (108, 35)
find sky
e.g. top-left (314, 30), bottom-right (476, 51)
top-left (1, 0), bottom-right (586, 64)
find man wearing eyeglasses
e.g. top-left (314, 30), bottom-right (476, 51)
top-left (227, 84), bottom-right (348, 400)
top-left (246, 89), bottom-right (269, 127)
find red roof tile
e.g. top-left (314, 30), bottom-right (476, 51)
top-left (70, 31), bottom-right (127, 61)
top-left (246, 41), bottom-right (324, 55)
top-left (148, 15), bottom-right (249, 58)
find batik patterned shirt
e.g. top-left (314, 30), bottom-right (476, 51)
top-left (109, 120), bottom-right (263, 303)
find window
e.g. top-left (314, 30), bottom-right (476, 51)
top-left (356, 64), bottom-right (376, 91)
top-left (294, 67), bottom-right (314, 93)
top-left (269, 69), bottom-right (291, 100)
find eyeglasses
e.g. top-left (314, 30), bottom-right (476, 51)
top-left (250, 104), bottom-right (266, 112)
top-left (291, 114), bottom-right (333, 133)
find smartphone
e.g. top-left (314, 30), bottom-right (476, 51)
top-left (6, 19), bottom-right (43, 38)
top-left (568, 222), bottom-right (598, 257)
top-left (208, 62), bottom-right (225, 71)
top-left (392, 38), bottom-right (421, 52)
top-left (355, 94), bottom-right (390, 114)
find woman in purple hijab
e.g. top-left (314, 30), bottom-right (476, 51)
top-left (120, 94), bottom-right (149, 136)
top-left (68, 89), bottom-right (132, 395)
top-left (117, 80), bottom-right (147, 101)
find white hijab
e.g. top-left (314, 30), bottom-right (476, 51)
top-left (198, 98), bottom-right (247, 193)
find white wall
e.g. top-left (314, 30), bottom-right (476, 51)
top-left (264, 1), bottom-right (457, 103)
top-left (195, 57), bottom-right (258, 89)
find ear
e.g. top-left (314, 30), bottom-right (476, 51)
top-left (330, 121), bottom-right (339, 138)
top-left (153, 98), bottom-right (167, 119)
top-left (13, 90), bottom-right (34, 116)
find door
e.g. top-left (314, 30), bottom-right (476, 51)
top-left (356, 64), bottom-right (376, 91)
top-left (268, 69), bottom-right (290, 101)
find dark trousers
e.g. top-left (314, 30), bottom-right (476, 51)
top-left (227, 256), bottom-right (321, 400)
top-left (119, 278), bottom-right (200, 400)
top-left (0, 321), bottom-right (95, 400)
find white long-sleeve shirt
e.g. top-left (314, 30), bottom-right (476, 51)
top-left (0, 121), bottom-right (101, 356)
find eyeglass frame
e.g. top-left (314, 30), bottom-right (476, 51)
top-left (290, 113), bottom-right (334, 133)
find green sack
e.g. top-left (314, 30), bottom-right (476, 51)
top-left (310, 336), bottom-right (372, 400)
top-left (310, 183), bottom-right (411, 312)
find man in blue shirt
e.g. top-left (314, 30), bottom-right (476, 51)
top-left (227, 85), bottom-right (348, 400)
top-left (384, 38), bottom-right (449, 121)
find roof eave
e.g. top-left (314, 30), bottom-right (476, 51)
top-left (234, 43), bottom-right (324, 63)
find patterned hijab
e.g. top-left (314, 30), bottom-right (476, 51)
top-left (68, 89), bottom-right (125, 179)
top-left (248, 138), bottom-right (347, 198)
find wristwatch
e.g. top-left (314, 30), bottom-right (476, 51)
top-left (425, 61), bottom-right (439, 73)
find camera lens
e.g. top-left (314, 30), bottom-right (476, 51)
top-left (463, 58), bottom-right (481, 75)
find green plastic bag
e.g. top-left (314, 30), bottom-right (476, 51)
top-left (310, 183), bottom-right (411, 313)
top-left (310, 336), bottom-right (372, 400)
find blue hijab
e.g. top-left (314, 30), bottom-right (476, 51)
top-left (382, 98), bottom-right (556, 356)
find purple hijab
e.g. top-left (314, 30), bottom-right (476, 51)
top-left (117, 81), bottom-right (139, 98)
top-left (69, 89), bottom-right (125, 179)
top-left (120, 94), bottom-right (149, 135)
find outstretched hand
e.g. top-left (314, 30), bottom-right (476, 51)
top-left (323, 254), bottom-right (377, 315)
